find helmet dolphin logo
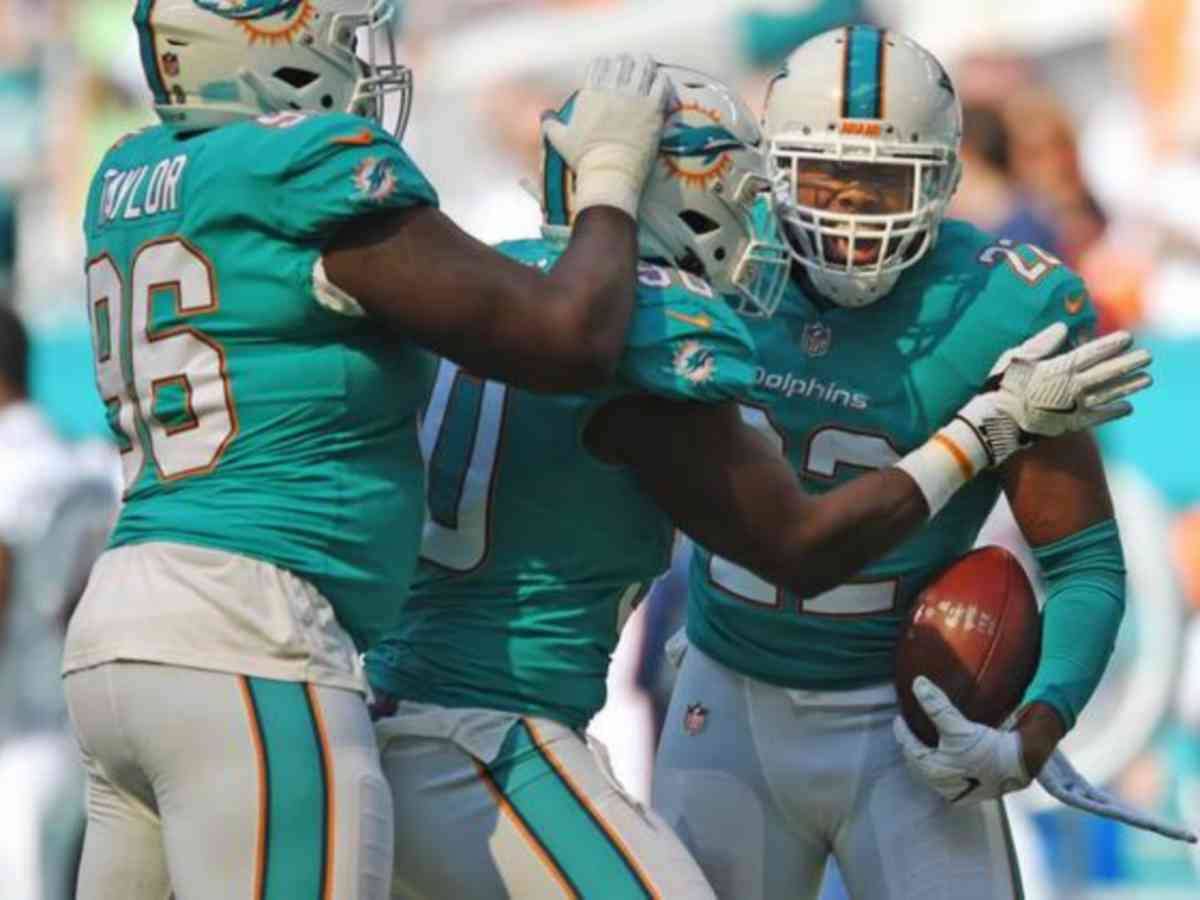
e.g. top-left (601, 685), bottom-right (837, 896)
top-left (660, 125), bottom-right (744, 166)
top-left (193, 0), bottom-right (308, 20)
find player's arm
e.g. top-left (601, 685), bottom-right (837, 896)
top-left (323, 54), bottom-right (668, 394)
top-left (1001, 431), bottom-right (1125, 778)
top-left (591, 320), bottom-right (1151, 600)
top-left (587, 397), bottom-right (929, 598)
top-left (324, 205), bottom-right (637, 392)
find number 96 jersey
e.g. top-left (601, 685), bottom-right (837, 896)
top-left (80, 112), bottom-right (437, 653)
top-left (687, 218), bottom-right (1098, 691)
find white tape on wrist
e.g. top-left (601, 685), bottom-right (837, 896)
top-left (894, 420), bottom-right (990, 517)
top-left (572, 150), bottom-right (646, 220)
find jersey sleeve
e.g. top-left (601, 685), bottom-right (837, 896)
top-left (616, 263), bottom-right (759, 403)
top-left (257, 113), bottom-right (438, 243)
top-left (1027, 268), bottom-right (1098, 349)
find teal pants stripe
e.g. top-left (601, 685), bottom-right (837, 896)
top-left (242, 677), bottom-right (331, 900)
top-left (997, 799), bottom-right (1025, 900)
top-left (486, 721), bottom-right (656, 900)
top-left (843, 25), bottom-right (884, 119)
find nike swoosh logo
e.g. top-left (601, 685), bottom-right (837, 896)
top-left (666, 310), bottom-right (712, 330)
top-left (331, 129), bottom-right (377, 147)
top-left (1064, 293), bottom-right (1086, 315)
top-left (950, 777), bottom-right (981, 803)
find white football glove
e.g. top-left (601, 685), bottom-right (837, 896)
top-left (1038, 750), bottom-right (1198, 844)
top-left (954, 322), bottom-right (1152, 468)
top-left (541, 53), bottom-right (670, 220)
top-left (893, 676), bottom-right (1031, 805)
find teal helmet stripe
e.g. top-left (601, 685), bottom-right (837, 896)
top-left (133, 0), bottom-right (170, 107)
top-left (542, 94), bottom-right (578, 227)
top-left (842, 25), bottom-right (884, 120)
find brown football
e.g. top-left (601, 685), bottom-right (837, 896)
top-left (895, 545), bottom-right (1041, 747)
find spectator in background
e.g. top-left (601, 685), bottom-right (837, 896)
top-left (1004, 87), bottom-right (1106, 269)
top-left (949, 102), bottom-right (1061, 254)
top-left (0, 304), bottom-right (116, 900)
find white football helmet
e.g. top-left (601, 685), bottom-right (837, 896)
top-left (133, 0), bottom-right (411, 138)
top-left (764, 26), bottom-right (962, 308)
top-left (542, 66), bottom-right (790, 317)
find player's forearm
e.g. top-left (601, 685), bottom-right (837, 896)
top-left (323, 206), bottom-right (636, 392)
top-left (1020, 518), bottom-right (1126, 731)
top-left (531, 207), bottom-right (640, 390)
top-left (769, 468), bottom-right (930, 597)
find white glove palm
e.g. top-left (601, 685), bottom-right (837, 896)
top-left (955, 322), bottom-right (1152, 467)
top-left (541, 53), bottom-right (670, 220)
top-left (893, 677), bottom-right (1030, 804)
top-left (1039, 750), bottom-right (1197, 843)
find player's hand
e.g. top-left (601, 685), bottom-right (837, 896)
top-left (893, 676), bottom-right (1031, 805)
top-left (989, 322), bottom-right (1152, 435)
top-left (1038, 750), bottom-right (1198, 844)
top-left (954, 323), bottom-right (1152, 467)
top-left (541, 53), bottom-right (670, 220)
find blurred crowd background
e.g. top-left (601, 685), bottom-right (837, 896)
top-left (2, 1), bottom-right (1200, 898)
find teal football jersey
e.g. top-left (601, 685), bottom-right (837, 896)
top-left (687, 218), bottom-right (1098, 690)
top-left (366, 239), bottom-right (759, 730)
top-left (83, 111), bottom-right (438, 650)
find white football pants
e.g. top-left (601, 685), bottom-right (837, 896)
top-left (653, 642), bottom-right (1023, 900)
top-left (376, 702), bottom-right (714, 899)
top-left (65, 662), bottom-right (393, 900)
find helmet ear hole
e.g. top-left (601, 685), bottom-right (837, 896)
top-left (678, 210), bottom-right (720, 235)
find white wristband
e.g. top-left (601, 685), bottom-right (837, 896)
top-left (894, 419), bottom-right (989, 517)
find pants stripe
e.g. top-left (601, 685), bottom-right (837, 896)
top-left (473, 758), bottom-right (580, 899)
top-left (244, 678), bottom-right (331, 900)
top-left (239, 677), bottom-right (270, 900)
top-left (520, 720), bottom-right (662, 900)
top-left (305, 684), bottom-right (336, 900)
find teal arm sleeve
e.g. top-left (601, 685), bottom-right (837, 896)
top-left (1022, 518), bottom-right (1126, 730)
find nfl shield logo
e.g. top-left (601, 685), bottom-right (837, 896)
top-left (162, 53), bottom-right (180, 77)
top-left (801, 321), bottom-right (832, 357)
top-left (684, 702), bottom-right (708, 735)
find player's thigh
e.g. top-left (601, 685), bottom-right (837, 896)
top-left (383, 716), bottom-right (714, 899)
top-left (65, 666), bottom-right (170, 900)
top-left (837, 743), bottom-right (1023, 900)
top-left (653, 646), bottom-right (821, 900)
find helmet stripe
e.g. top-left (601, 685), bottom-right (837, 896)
top-left (543, 137), bottom-right (569, 226)
top-left (133, 0), bottom-right (170, 107)
top-left (542, 94), bottom-right (578, 227)
top-left (842, 25), bottom-right (883, 120)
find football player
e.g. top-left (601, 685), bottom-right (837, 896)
top-left (366, 68), bottom-right (1151, 899)
top-left (653, 26), bottom-right (1176, 900)
top-left (63, 3), bottom-right (672, 899)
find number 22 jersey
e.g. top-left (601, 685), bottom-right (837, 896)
top-left (686, 218), bottom-right (1098, 691)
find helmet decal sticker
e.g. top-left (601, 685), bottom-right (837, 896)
top-left (660, 101), bottom-right (742, 190)
top-left (194, 0), bottom-right (316, 45)
top-left (194, 0), bottom-right (307, 19)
